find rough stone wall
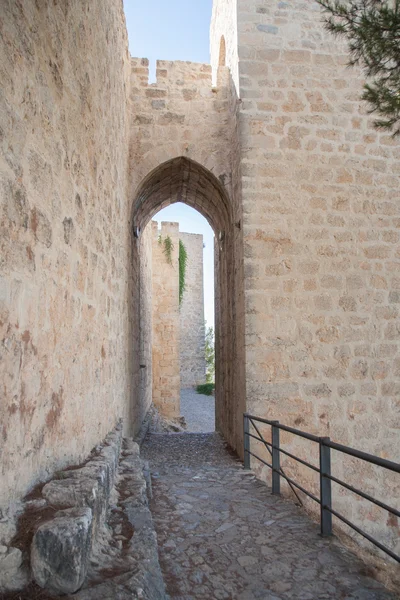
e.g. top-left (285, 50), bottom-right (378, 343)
top-left (137, 224), bottom-right (154, 422)
top-left (211, 9), bottom-right (247, 450)
top-left (218, 0), bottom-right (400, 558)
top-left (0, 0), bottom-right (132, 527)
top-left (129, 59), bottom-right (246, 452)
top-left (128, 59), bottom-right (231, 190)
top-left (179, 233), bottom-right (206, 388)
top-left (151, 222), bottom-right (180, 418)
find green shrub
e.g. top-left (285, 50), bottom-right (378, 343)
top-left (196, 383), bottom-right (215, 396)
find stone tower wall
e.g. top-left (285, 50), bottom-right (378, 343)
top-left (211, 0), bottom-right (400, 559)
top-left (0, 1), bottom-right (133, 519)
top-left (151, 222), bottom-right (181, 417)
top-left (179, 232), bottom-right (206, 388)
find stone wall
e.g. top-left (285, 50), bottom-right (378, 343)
top-left (179, 232), bottom-right (206, 388)
top-left (129, 58), bottom-right (246, 452)
top-left (3, 0), bottom-right (397, 571)
top-left (212, 0), bottom-right (400, 560)
top-left (0, 0), bottom-right (133, 530)
top-left (211, 0), bottom-right (239, 90)
top-left (151, 222), bottom-right (181, 418)
top-left (137, 223), bottom-right (154, 423)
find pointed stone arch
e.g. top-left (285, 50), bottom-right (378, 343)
top-left (132, 156), bottom-right (233, 235)
top-left (129, 156), bottom-right (245, 454)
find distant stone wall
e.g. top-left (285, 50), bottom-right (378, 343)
top-left (151, 222), bottom-right (180, 418)
top-left (179, 233), bottom-right (206, 388)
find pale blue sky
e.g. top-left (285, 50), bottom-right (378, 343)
top-left (123, 1), bottom-right (215, 327)
top-left (123, 0), bottom-right (213, 81)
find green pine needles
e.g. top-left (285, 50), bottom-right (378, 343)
top-left (317, 0), bottom-right (400, 136)
top-left (179, 239), bottom-right (188, 305)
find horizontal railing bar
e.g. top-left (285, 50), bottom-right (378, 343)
top-left (326, 440), bottom-right (400, 474)
top-left (278, 446), bottom-right (320, 474)
top-left (327, 506), bottom-right (400, 564)
top-left (245, 414), bottom-right (320, 443)
top-left (245, 413), bottom-right (400, 473)
top-left (248, 449), bottom-right (320, 505)
top-left (277, 471), bottom-right (320, 505)
top-left (328, 474), bottom-right (400, 518)
top-left (244, 413), bottom-right (400, 564)
top-left (247, 450), bottom-right (273, 470)
top-left (246, 431), bottom-right (272, 447)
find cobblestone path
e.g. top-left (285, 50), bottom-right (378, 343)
top-left (180, 388), bottom-right (215, 432)
top-left (142, 433), bottom-right (397, 600)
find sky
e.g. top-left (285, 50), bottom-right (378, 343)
top-left (123, 0), bottom-right (213, 81)
top-left (123, 0), bottom-right (215, 327)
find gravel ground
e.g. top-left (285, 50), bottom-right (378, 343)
top-left (180, 388), bottom-right (215, 432)
top-left (142, 433), bottom-right (397, 600)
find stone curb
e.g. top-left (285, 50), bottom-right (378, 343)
top-left (69, 439), bottom-right (167, 600)
top-left (31, 422), bottom-right (123, 595)
top-left (134, 408), bottom-right (152, 447)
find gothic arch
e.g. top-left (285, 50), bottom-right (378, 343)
top-left (132, 156), bottom-right (233, 235)
top-left (129, 156), bottom-right (245, 454)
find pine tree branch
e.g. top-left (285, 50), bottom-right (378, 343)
top-left (316, 0), bottom-right (400, 134)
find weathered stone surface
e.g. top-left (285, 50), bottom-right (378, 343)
top-left (70, 438), bottom-right (166, 600)
top-left (179, 232), bottom-right (207, 388)
top-left (42, 477), bottom-right (100, 514)
top-left (31, 507), bottom-right (93, 595)
top-left (150, 222), bottom-right (207, 414)
top-left (0, 546), bottom-right (28, 591)
top-left (0, 0), bottom-right (132, 522)
top-left (142, 433), bottom-right (398, 599)
top-left (151, 222), bottom-right (181, 418)
top-left (1, 0), bottom-right (399, 585)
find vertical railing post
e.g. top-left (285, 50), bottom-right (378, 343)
top-left (244, 414), bottom-right (250, 469)
top-left (271, 421), bottom-right (281, 495)
top-left (319, 437), bottom-right (332, 536)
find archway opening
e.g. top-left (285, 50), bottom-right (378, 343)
top-left (129, 156), bottom-right (245, 451)
top-left (150, 204), bottom-right (216, 432)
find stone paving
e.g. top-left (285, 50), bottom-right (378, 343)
top-left (141, 433), bottom-right (398, 600)
top-left (180, 388), bottom-right (215, 433)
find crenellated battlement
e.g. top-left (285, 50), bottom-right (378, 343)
top-left (131, 58), bottom-right (213, 90)
top-left (128, 56), bottom-right (234, 191)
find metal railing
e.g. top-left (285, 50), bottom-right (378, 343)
top-left (243, 413), bottom-right (400, 563)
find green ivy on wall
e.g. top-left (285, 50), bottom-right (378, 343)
top-left (158, 234), bottom-right (174, 265)
top-left (158, 235), bottom-right (187, 305)
top-left (179, 239), bottom-right (187, 305)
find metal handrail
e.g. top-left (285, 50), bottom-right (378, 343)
top-left (243, 413), bottom-right (400, 564)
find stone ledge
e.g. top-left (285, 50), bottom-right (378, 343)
top-left (1, 427), bottom-right (166, 599)
top-left (30, 422), bottom-right (123, 595)
top-left (69, 438), bottom-right (166, 600)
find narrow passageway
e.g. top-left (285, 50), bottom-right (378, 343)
top-left (180, 389), bottom-right (215, 433)
top-left (141, 433), bottom-right (396, 600)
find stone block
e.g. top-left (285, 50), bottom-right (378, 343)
top-left (0, 546), bottom-right (28, 591)
top-left (31, 507), bottom-right (93, 595)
